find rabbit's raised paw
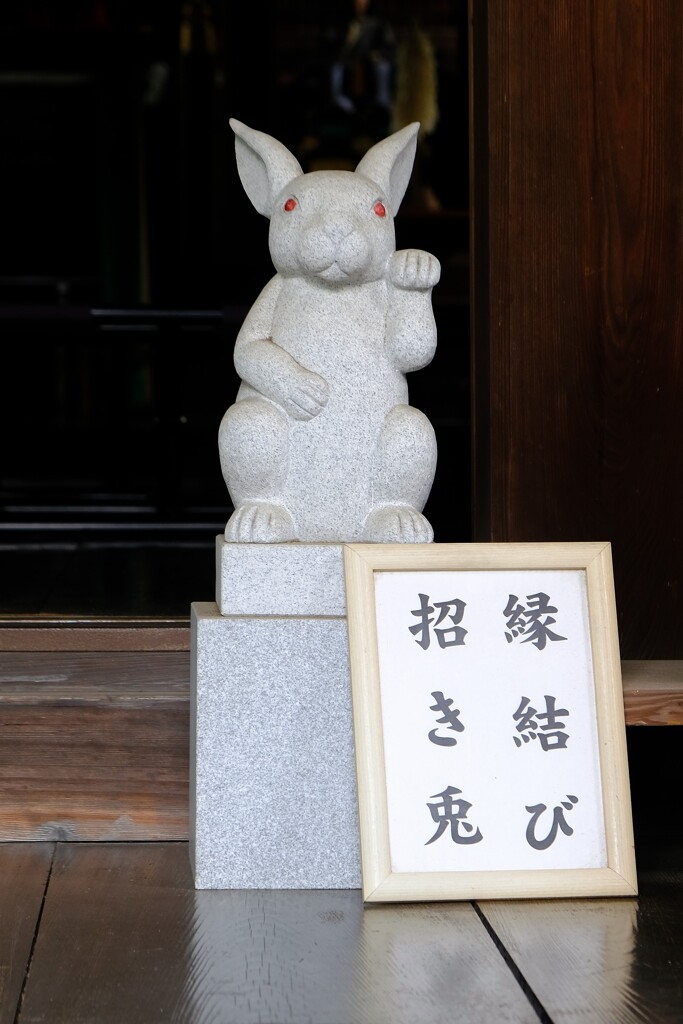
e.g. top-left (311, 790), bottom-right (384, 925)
top-left (225, 502), bottom-right (296, 543)
top-left (389, 250), bottom-right (441, 292)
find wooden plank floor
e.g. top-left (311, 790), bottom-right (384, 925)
top-left (478, 872), bottom-right (683, 1023)
top-left (0, 845), bottom-right (53, 1024)
top-left (1, 843), bottom-right (681, 1024)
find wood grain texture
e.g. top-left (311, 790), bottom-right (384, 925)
top-left (478, 869), bottom-right (683, 1023)
top-left (622, 660), bottom-right (683, 724)
top-left (19, 843), bottom-right (535, 1024)
top-left (0, 844), bottom-right (53, 1024)
top-left (472, 0), bottom-right (683, 657)
top-left (345, 540), bottom-right (609, 571)
top-left (0, 652), bottom-right (189, 840)
top-left (0, 617), bottom-right (190, 652)
top-left (0, 648), bottom-right (678, 843)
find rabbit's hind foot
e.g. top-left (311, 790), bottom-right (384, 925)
top-left (364, 505), bottom-right (433, 544)
top-left (225, 501), bottom-right (296, 543)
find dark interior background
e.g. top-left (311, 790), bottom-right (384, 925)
top-left (0, 0), bottom-right (679, 853)
top-left (0, 0), bottom-right (471, 616)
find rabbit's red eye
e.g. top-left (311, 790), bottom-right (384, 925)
top-left (283, 197), bottom-right (297, 212)
top-left (373, 201), bottom-right (386, 217)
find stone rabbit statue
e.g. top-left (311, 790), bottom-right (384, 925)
top-left (219, 119), bottom-right (440, 543)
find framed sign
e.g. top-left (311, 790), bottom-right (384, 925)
top-left (344, 543), bottom-right (637, 903)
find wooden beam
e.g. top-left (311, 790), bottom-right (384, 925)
top-left (0, 652), bottom-right (189, 840)
top-left (0, 616), bottom-right (190, 652)
top-left (0, 653), bottom-right (678, 841)
top-left (622, 661), bottom-right (683, 725)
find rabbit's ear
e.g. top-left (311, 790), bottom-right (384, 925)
top-left (230, 119), bottom-right (303, 218)
top-left (355, 123), bottom-right (419, 213)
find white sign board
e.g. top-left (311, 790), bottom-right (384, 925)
top-left (344, 543), bottom-right (637, 902)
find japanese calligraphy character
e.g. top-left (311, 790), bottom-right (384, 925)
top-left (513, 696), bottom-right (539, 744)
top-left (503, 596), bottom-right (527, 639)
top-left (428, 691), bottom-right (465, 746)
top-left (525, 795), bottom-right (578, 850)
top-left (504, 592), bottom-right (567, 649)
top-left (425, 785), bottom-right (483, 845)
top-left (513, 695), bottom-right (569, 749)
top-left (409, 593), bottom-right (466, 647)
top-left (410, 594), bottom-right (467, 650)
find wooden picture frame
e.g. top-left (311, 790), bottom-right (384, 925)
top-left (344, 542), bottom-right (637, 903)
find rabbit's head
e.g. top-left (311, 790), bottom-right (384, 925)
top-left (230, 119), bottom-right (419, 286)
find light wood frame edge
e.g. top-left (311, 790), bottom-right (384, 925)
top-left (344, 545), bottom-right (392, 898)
top-left (344, 542), bottom-right (638, 903)
top-left (585, 544), bottom-right (638, 893)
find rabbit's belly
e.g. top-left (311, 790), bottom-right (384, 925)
top-left (271, 283), bottom-right (408, 538)
top-left (283, 388), bottom-right (403, 541)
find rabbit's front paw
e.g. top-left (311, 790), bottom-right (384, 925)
top-left (365, 505), bottom-right (434, 543)
top-left (225, 502), bottom-right (296, 542)
top-left (284, 371), bottom-right (330, 421)
top-left (389, 250), bottom-right (441, 291)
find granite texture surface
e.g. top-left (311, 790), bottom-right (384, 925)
top-left (218, 119), bottom-right (440, 544)
top-left (215, 537), bottom-right (346, 616)
top-left (191, 602), bottom-right (361, 889)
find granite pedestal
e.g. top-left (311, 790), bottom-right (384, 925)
top-left (191, 540), bottom-right (361, 889)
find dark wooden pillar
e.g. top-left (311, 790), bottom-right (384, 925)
top-left (471, 0), bottom-right (683, 657)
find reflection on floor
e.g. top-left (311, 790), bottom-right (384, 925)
top-left (1, 841), bottom-right (681, 1024)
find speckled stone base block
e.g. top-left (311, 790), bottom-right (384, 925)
top-left (191, 600), bottom-right (361, 889)
top-left (215, 538), bottom-right (346, 616)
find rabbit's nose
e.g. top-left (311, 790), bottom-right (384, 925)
top-left (324, 221), bottom-right (354, 243)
